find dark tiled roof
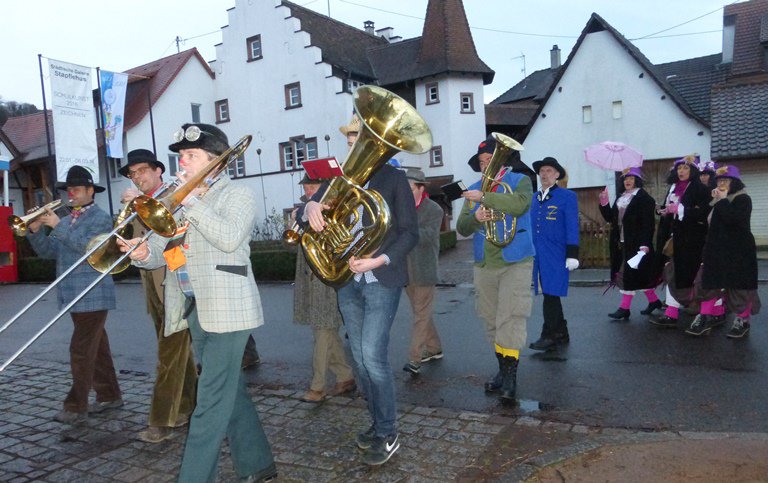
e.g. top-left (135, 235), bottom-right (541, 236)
top-left (282, 1), bottom-right (386, 79)
top-left (724, 0), bottom-right (768, 77)
top-left (283, 0), bottom-right (492, 86)
top-left (654, 54), bottom-right (730, 122)
top-left (484, 104), bottom-right (539, 126)
top-left (123, 49), bottom-right (214, 130)
top-left (0, 111), bottom-right (54, 164)
top-left (414, 0), bottom-right (494, 84)
top-left (710, 81), bottom-right (768, 159)
top-left (490, 67), bottom-right (561, 105)
top-left (368, 39), bottom-right (423, 86)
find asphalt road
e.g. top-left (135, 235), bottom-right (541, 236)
top-left (1, 280), bottom-right (766, 434)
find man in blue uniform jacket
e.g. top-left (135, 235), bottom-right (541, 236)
top-left (529, 157), bottom-right (580, 351)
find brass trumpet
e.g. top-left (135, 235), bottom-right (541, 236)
top-left (8, 199), bottom-right (67, 237)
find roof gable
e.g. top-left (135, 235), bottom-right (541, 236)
top-left (122, 48), bottom-right (214, 130)
top-left (527, 13), bottom-right (708, 130)
top-left (0, 111), bottom-right (54, 163)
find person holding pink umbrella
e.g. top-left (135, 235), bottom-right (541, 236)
top-left (598, 167), bottom-right (661, 320)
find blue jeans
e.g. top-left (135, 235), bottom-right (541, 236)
top-left (337, 278), bottom-right (401, 437)
top-left (179, 306), bottom-right (274, 483)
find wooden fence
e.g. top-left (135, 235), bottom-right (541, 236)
top-left (579, 220), bottom-right (611, 268)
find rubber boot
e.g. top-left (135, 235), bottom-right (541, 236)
top-left (498, 354), bottom-right (518, 401)
top-left (484, 370), bottom-right (502, 394)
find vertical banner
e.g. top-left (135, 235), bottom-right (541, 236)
top-left (99, 70), bottom-right (128, 158)
top-left (48, 59), bottom-right (99, 182)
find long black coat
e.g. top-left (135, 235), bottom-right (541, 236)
top-left (701, 191), bottom-right (757, 290)
top-left (654, 180), bottom-right (711, 289)
top-left (599, 189), bottom-right (656, 290)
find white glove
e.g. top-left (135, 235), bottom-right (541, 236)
top-left (627, 250), bottom-right (646, 269)
top-left (565, 258), bottom-right (579, 271)
top-left (677, 204), bottom-right (685, 221)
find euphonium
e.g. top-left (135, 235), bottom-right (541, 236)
top-left (477, 132), bottom-right (524, 248)
top-left (8, 199), bottom-right (65, 237)
top-left (298, 85), bottom-right (432, 286)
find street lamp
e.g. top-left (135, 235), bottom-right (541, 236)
top-left (324, 134), bottom-right (331, 157)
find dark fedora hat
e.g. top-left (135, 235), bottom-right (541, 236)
top-left (56, 165), bottom-right (105, 193)
top-left (169, 123), bottom-right (229, 156)
top-left (119, 149), bottom-right (166, 178)
top-left (298, 173), bottom-right (322, 185)
top-left (467, 136), bottom-right (497, 173)
top-left (532, 157), bottom-right (567, 180)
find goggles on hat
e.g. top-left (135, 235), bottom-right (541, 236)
top-left (173, 125), bottom-right (213, 143)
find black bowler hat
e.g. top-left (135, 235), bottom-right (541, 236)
top-left (467, 136), bottom-right (497, 172)
top-left (298, 173), bottom-right (321, 185)
top-left (57, 165), bottom-right (105, 193)
top-left (119, 149), bottom-right (166, 178)
top-left (532, 157), bottom-right (567, 180)
top-left (168, 123), bottom-right (229, 155)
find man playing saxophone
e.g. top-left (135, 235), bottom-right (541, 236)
top-left (457, 134), bottom-right (534, 402)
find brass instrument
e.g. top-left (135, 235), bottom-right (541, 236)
top-left (0, 137), bottom-right (253, 371)
top-left (86, 199), bottom-right (138, 274)
top-left (8, 199), bottom-right (66, 237)
top-left (477, 132), bottom-right (524, 248)
top-left (133, 135), bottom-right (252, 237)
top-left (285, 85), bottom-right (432, 286)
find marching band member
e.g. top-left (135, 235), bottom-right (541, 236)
top-left (120, 124), bottom-right (276, 482)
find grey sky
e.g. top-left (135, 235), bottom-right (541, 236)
top-left (2, 0), bottom-right (734, 107)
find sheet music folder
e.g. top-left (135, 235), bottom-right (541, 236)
top-left (441, 180), bottom-right (467, 202)
top-left (302, 157), bottom-right (343, 180)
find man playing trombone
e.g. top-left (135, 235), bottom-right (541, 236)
top-left (27, 165), bottom-right (123, 425)
top-left (119, 124), bottom-right (276, 483)
top-left (120, 149), bottom-right (197, 443)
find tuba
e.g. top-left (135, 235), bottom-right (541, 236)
top-left (296, 85), bottom-right (432, 286)
top-left (477, 132), bottom-right (524, 248)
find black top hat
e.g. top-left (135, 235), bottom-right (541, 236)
top-left (168, 123), bottom-right (229, 156)
top-left (467, 136), bottom-right (497, 172)
top-left (119, 149), bottom-right (166, 178)
top-left (532, 157), bottom-right (567, 180)
top-left (57, 165), bottom-right (105, 193)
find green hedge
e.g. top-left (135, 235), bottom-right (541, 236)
top-left (17, 231), bottom-right (458, 284)
top-left (439, 230), bottom-right (457, 253)
top-left (250, 250), bottom-right (297, 281)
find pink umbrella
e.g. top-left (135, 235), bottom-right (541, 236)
top-left (583, 141), bottom-right (643, 171)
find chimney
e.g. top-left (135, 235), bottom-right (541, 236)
top-left (364, 20), bottom-right (375, 35)
top-left (722, 14), bottom-right (735, 63)
top-left (376, 26), bottom-right (394, 41)
top-left (550, 45), bottom-right (561, 69)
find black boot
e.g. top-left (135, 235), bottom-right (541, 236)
top-left (484, 370), bottom-right (502, 394)
top-left (498, 354), bottom-right (518, 401)
top-left (608, 308), bottom-right (630, 320)
top-left (640, 300), bottom-right (663, 315)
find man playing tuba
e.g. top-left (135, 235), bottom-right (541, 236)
top-left (457, 134), bottom-right (535, 403)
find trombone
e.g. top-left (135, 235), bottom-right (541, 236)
top-left (0, 135), bottom-right (252, 371)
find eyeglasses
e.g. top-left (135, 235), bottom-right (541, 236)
top-left (173, 125), bottom-right (212, 143)
top-left (127, 166), bottom-right (152, 179)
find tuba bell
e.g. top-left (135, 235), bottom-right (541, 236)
top-left (298, 85), bottom-right (432, 286)
top-left (477, 132), bottom-right (524, 248)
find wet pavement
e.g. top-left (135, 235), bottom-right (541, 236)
top-left (1, 240), bottom-right (768, 481)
